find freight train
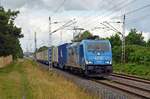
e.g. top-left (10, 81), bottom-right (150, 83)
top-left (36, 40), bottom-right (112, 77)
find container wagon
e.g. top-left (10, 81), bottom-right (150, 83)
top-left (36, 48), bottom-right (53, 65)
top-left (58, 43), bottom-right (70, 69)
top-left (52, 46), bottom-right (58, 67)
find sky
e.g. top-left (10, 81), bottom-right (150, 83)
top-left (1, 0), bottom-right (150, 52)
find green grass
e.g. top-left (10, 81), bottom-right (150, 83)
top-left (113, 63), bottom-right (150, 80)
top-left (0, 59), bottom-right (97, 99)
top-left (0, 60), bottom-right (32, 99)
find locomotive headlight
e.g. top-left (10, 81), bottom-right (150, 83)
top-left (106, 61), bottom-right (112, 64)
top-left (88, 61), bottom-right (92, 64)
top-left (106, 61), bottom-right (110, 64)
top-left (85, 60), bottom-right (92, 64)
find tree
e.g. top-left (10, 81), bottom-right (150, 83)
top-left (73, 30), bottom-right (93, 42)
top-left (37, 46), bottom-right (48, 52)
top-left (0, 7), bottom-right (23, 59)
top-left (107, 34), bottom-right (121, 48)
top-left (126, 28), bottom-right (146, 46)
top-left (147, 39), bottom-right (150, 47)
top-left (73, 30), bottom-right (100, 42)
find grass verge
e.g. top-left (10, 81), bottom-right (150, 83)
top-left (114, 63), bottom-right (150, 80)
top-left (0, 59), bottom-right (98, 99)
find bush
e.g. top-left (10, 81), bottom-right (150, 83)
top-left (114, 63), bottom-right (150, 79)
top-left (112, 45), bottom-right (150, 64)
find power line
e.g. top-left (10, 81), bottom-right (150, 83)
top-left (101, 0), bottom-right (130, 15)
top-left (112, 3), bottom-right (150, 19)
top-left (34, 32), bottom-right (37, 60)
top-left (80, 0), bottom-right (136, 29)
top-left (55, 0), bottom-right (66, 12)
top-left (85, 0), bottom-right (136, 25)
top-left (113, 0), bottom-right (137, 12)
top-left (101, 0), bottom-right (137, 20)
top-left (126, 4), bottom-right (150, 15)
top-left (126, 12), bottom-right (150, 21)
top-left (51, 19), bottom-right (77, 34)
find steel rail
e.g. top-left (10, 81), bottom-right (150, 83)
top-left (112, 73), bottom-right (150, 84)
top-left (93, 80), bottom-right (150, 99)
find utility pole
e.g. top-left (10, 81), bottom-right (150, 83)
top-left (60, 30), bottom-right (63, 42)
top-left (34, 32), bottom-right (37, 60)
top-left (48, 16), bottom-right (52, 70)
top-left (101, 18), bottom-right (126, 64)
top-left (49, 17), bottom-right (52, 47)
top-left (121, 14), bottom-right (126, 64)
top-left (72, 27), bottom-right (84, 41)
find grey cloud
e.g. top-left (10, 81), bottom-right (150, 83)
top-left (64, 0), bottom-right (88, 11)
top-left (3, 0), bottom-right (129, 11)
top-left (3, 0), bottom-right (26, 9)
top-left (2, 0), bottom-right (150, 51)
top-left (3, 0), bottom-right (49, 10)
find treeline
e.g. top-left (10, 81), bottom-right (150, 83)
top-left (107, 28), bottom-right (150, 64)
top-left (73, 29), bottom-right (150, 65)
top-left (0, 7), bottom-right (23, 59)
top-left (37, 25), bottom-right (150, 65)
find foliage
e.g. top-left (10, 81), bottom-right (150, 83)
top-left (114, 63), bottom-right (150, 80)
top-left (112, 46), bottom-right (122, 63)
top-left (110, 29), bottom-right (150, 78)
top-left (37, 46), bottom-right (48, 52)
top-left (125, 28), bottom-right (146, 46)
top-left (0, 7), bottom-right (23, 59)
top-left (73, 31), bottom-right (99, 42)
top-left (107, 28), bottom-right (149, 64)
top-left (107, 34), bottom-right (121, 48)
top-left (128, 45), bottom-right (150, 64)
top-left (112, 45), bottom-right (150, 64)
top-left (147, 39), bottom-right (150, 47)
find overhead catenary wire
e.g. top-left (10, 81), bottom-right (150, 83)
top-left (74, 0), bottom-right (129, 29)
top-left (80, 0), bottom-right (126, 23)
top-left (112, 3), bottom-right (150, 19)
top-left (78, 0), bottom-right (119, 27)
top-left (126, 4), bottom-right (150, 15)
top-left (100, 0), bottom-right (137, 21)
top-left (55, 0), bottom-right (66, 12)
top-left (51, 19), bottom-right (77, 34)
top-left (126, 12), bottom-right (150, 21)
top-left (100, 0), bottom-right (133, 17)
top-left (108, 0), bottom-right (137, 19)
top-left (80, 0), bottom-right (137, 30)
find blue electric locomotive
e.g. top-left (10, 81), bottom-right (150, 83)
top-left (66, 40), bottom-right (112, 76)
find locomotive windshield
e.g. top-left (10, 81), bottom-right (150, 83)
top-left (87, 42), bottom-right (110, 52)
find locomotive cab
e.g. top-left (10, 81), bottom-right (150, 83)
top-left (80, 40), bottom-right (112, 76)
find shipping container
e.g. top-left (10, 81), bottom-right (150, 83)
top-left (67, 42), bottom-right (80, 68)
top-left (52, 47), bottom-right (58, 66)
top-left (58, 43), bottom-right (70, 68)
top-left (36, 49), bottom-right (49, 65)
top-left (36, 50), bottom-right (48, 61)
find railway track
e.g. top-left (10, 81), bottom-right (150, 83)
top-left (39, 63), bottom-right (150, 99)
top-left (93, 80), bottom-right (150, 99)
top-left (92, 73), bottom-right (150, 99)
top-left (111, 73), bottom-right (150, 84)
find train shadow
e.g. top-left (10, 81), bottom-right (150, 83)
top-left (37, 61), bottom-right (108, 81)
top-left (54, 66), bottom-right (107, 81)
